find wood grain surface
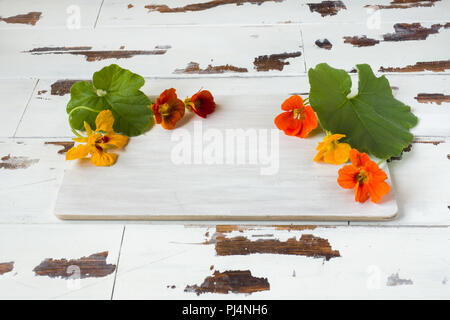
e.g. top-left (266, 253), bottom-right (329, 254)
top-left (0, 0), bottom-right (449, 299)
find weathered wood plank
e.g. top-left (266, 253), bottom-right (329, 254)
top-left (0, 0), bottom-right (103, 29)
top-left (0, 26), bottom-right (304, 79)
top-left (96, 0), bottom-right (450, 27)
top-left (15, 75), bottom-right (450, 138)
top-left (302, 21), bottom-right (450, 74)
top-left (0, 225), bottom-right (123, 299)
top-left (97, 0), bottom-right (300, 26)
top-left (0, 79), bottom-right (36, 138)
top-left (299, 0), bottom-right (450, 23)
top-left (112, 224), bottom-right (450, 299)
top-left (0, 139), bottom-right (68, 223)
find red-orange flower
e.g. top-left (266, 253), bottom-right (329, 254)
top-left (337, 149), bottom-right (390, 203)
top-left (184, 90), bottom-right (216, 118)
top-left (274, 95), bottom-right (317, 138)
top-left (152, 88), bottom-right (185, 130)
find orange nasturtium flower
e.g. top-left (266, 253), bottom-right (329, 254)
top-left (151, 88), bottom-right (185, 130)
top-left (274, 95), bottom-right (317, 138)
top-left (66, 110), bottom-right (129, 166)
top-left (337, 149), bottom-right (390, 203)
top-left (184, 89), bottom-right (216, 118)
top-left (314, 133), bottom-right (351, 165)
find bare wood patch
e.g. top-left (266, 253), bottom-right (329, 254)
top-left (0, 154), bottom-right (39, 170)
top-left (185, 270), bottom-right (270, 295)
top-left (37, 90), bottom-right (47, 95)
top-left (27, 46), bottom-right (93, 53)
top-left (45, 141), bottom-right (75, 154)
top-left (0, 12), bottom-right (41, 25)
top-left (253, 52), bottom-right (302, 71)
top-left (216, 225), bottom-right (242, 233)
top-left (273, 225), bottom-right (317, 231)
top-left (128, 4), bottom-right (134, 9)
top-left (33, 251), bottom-right (116, 279)
top-left (215, 235), bottom-right (340, 260)
top-left (174, 62), bottom-right (248, 74)
top-left (50, 79), bottom-right (86, 96)
top-left (307, 1), bottom-right (346, 17)
top-left (365, 0), bottom-right (440, 10)
top-left (145, 0), bottom-right (283, 13)
top-left (412, 139), bottom-right (444, 145)
top-left (0, 262), bottom-right (14, 275)
top-left (387, 272), bottom-right (413, 286)
top-left (25, 47), bottom-right (168, 62)
top-left (345, 23), bottom-right (447, 48)
top-left (383, 23), bottom-right (444, 41)
top-left (315, 39), bottom-right (332, 50)
top-left (343, 36), bottom-right (380, 47)
top-left (414, 93), bottom-right (450, 105)
top-left (379, 60), bottom-right (450, 72)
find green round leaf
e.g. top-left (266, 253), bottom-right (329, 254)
top-left (308, 63), bottom-right (418, 159)
top-left (66, 64), bottom-right (151, 136)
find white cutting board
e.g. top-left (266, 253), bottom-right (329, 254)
top-left (54, 94), bottom-right (397, 221)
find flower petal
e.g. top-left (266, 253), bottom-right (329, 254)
top-left (72, 137), bottom-right (88, 143)
top-left (191, 90), bottom-right (216, 118)
top-left (332, 143), bottom-right (351, 165)
top-left (281, 95), bottom-right (303, 111)
top-left (337, 165), bottom-right (359, 189)
top-left (105, 133), bottom-right (129, 149)
top-left (355, 182), bottom-right (370, 203)
top-left (95, 110), bottom-right (115, 133)
top-left (90, 150), bottom-right (118, 166)
top-left (66, 144), bottom-right (90, 161)
top-left (274, 112), bottom-right (302, 136)
top-left (84, 121), bottom-right (93, 135)
top-left (368, 180), bottom-right (391, 203)
top-left (313, 149), bottom-right (326, 163)
top-left (349, 149), bottom-right (371, 168)
top-left (296, 106), bottom-right (317, 138)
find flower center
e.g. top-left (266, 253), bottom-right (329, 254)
top-left (102, 136), bottom-right (110, 143)
top-left (292, 108), bottom-right (304, 120)
top-left (356, 170), bottom-right (368, 184)
top-left (159, 103), bottom-right (172, 116)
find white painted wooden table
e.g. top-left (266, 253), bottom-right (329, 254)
top-left (0, 0), bottom-right (449, 299)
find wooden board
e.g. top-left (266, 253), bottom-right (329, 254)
top-left (54, 93), bottom-right (398, 221)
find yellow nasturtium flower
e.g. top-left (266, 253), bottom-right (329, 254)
top-left (66, 110), bottom-right (129, 166)
top-left (314, 133), bottom-right (351, 165)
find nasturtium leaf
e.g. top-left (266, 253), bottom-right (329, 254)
top-left (67, 64), bottom-right (152, 137)
top-left (308, 63), bottom-right (418, 159)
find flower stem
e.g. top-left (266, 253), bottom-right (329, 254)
top-left (71, 127), bottom-right (83, 138)
top-left (68, 106), bottom-right (100, 136)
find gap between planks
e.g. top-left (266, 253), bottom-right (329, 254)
top-left (110, 225), bottom-right (125, 300)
